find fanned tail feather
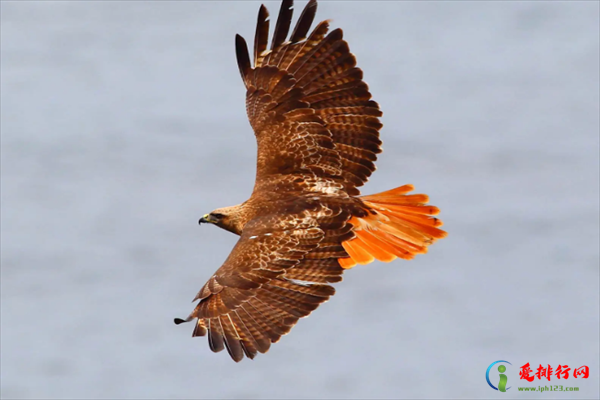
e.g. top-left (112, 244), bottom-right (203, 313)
top-left (339, 184), bottom-right (446, 268)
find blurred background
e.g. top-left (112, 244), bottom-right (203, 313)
top-left (1, 1), bottom-right (598, 399)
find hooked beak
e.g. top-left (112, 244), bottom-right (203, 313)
top-left (199, 214), bottom-right (216, 225)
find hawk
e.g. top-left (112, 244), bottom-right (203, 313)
top-left (175, 0), bottom-right (447, 362)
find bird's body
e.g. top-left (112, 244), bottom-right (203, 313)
top-left (176, 0), bottom-right (447, 362)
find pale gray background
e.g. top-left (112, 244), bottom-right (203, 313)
top-left (1, 1), bottom-right (598, 399)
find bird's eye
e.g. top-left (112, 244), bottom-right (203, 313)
top-left (212, 213), bottom-right (224, 219)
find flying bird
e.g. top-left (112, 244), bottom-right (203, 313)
top-left (175, 0), bottom-right (447, 362)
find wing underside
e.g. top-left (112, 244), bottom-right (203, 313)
top-left (176, 201), bottom-right (354, 361)
top-left (237, 0), bottom-right (383, 197)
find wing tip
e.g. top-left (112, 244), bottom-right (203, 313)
top-left (235, 34), bottom-right (252, 86)
top-left (259, 4), bottom-right (269, 16)
top-left (254, 4), bottom-right (271, 67)
top-left (271, 0), bottom-right (295, 51)
top-left (290, 0), bottom-right (318, 43)
top-left (174, 316), bottom-right (193, 325)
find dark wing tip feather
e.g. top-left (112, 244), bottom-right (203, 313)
top-left (254, 5), bottom-right (270, 66)
top-left (235, 34), bottom-right (251, 86)
top-left (328, 27), bottom-right (344, 41)
top-left (271, 0), bottom-right (294, 50)
top-left (241, 342), bottom-right (256, 360)
top-left (174, 315), bottom-right (193, 325)
top-left (223, 338), bottom-right (245, 362)
top-left (290, 0), bottom-right (317, 43)
top-left (208, 324), bottom-right (225, 353)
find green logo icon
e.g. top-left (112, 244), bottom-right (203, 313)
top-left (498, 364), bottom-right (508, 392)
top-left (486, 360), bottom-right (512, 391)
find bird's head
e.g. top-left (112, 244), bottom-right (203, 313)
top-left (199, 205), bottom-right (244, 235)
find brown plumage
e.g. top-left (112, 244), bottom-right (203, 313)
top-left (175, 0), bottom-right (447, 362)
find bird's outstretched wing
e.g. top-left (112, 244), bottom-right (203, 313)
top-left (176, 201), bottom-right (353, 361)
top-left (236, 0), bottom-right (383, 197)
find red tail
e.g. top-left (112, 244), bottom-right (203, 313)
top-left (339, 184), bottom-right (447, 268)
